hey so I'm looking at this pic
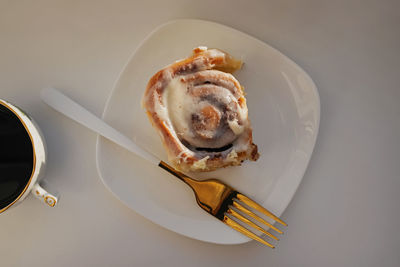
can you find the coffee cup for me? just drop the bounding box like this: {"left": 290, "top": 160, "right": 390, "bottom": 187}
{"left": 0, "top": 99, "right": 58, "bottom": 213}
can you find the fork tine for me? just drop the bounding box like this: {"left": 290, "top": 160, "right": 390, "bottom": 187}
{"left": 236, "top": 193, "right": 288, "bottom": 226}
{"left": 232, "top": 201, "right": 283, "bottom": 234}
{"left": 223, "top": 215, "right": 275, "bottom": 248}
{"left": 227, "top": 208, "right": 279, "bottom": 241}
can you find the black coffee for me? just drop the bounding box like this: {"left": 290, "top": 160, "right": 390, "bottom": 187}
{"left": 0, "top": 103, "right": 34, "bottom": 210}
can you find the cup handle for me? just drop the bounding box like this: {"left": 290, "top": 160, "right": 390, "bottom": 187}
{"left": 31, "top": 183, "right": 58, "bottom": 207}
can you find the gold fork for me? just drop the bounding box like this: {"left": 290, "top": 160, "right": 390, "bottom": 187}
{"left": 159, "top": 161, "right": 287, "bottom": 247}
{"left": 41, "top": 87, "right": 287, "bottom": 247}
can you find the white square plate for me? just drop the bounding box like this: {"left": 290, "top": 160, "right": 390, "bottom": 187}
{"left": 96, "top": 19, "right": 320, "bottom": 244}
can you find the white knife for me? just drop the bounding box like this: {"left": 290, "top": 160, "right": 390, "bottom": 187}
{"left": 40, "top": 87, "right": 160, "bottom": 165}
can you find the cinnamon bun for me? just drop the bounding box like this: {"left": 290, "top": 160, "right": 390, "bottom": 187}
{"left": 142, "top": 47, "right": 259, "bottom": 172}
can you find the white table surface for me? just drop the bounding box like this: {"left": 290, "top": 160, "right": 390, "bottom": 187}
{"left": 1, "top": 0, "right": 399, "bottom": 266}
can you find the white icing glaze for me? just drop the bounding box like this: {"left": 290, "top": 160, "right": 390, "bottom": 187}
{"left": 226, "top": 149, "right": 238, "bottom": 162}
{"left": 205, "top": 49, "right": 224, "bottom": 59}
{"left": 166, "top": 77, "right": 196, "bottom": 138}
{"left": 177, "top": 151, "right": 189, "bottom": 163}
{"left": 191, "top": 156, "right": 209, "bottom": 170}
{"left": 196, "top": 46, "right": 208, "bottom": 52}
{"left": 157, "top": 67, "right": 250, "bottom": 151}
{"left": 227, "top": 119, "right": 244, "bottom": 135}
{"left": 163, "top": 69, "right": 247, "bottom": 146}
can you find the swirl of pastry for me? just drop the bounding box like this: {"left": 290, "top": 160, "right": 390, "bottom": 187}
{"left": 143, "top": 47, "right": 259, "bottom": 172}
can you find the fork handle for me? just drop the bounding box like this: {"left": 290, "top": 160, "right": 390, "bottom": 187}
{"left": 158, "top": 160, "right": 189, "bottom": 182}
{"left": 41, "top": 88, "right": 160, "bottom": 165}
